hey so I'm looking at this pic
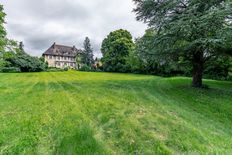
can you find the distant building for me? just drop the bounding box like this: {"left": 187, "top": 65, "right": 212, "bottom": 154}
{"left": 43, "top": 43, "right": 82, "bottom": 69}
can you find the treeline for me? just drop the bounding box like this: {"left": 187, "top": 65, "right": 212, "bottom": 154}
{"left": 1, "top": 41, "right": 48, "bottom": 72}
{"left": 100, "top": 29, "right": 232, "bottom": 81}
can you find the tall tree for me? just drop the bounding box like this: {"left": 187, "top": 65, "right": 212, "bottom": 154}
{"left": 101, "top": 29, "right": 135, "bottom": 72}
{"left": 0, "top": 4, "right": 7, "bottom": 68}
{"left": 133, "top": 28, "right": 161, "bottom": 74}
{"left": 82, "top": 37, "right": 94, "bottom": 66}
{"left": 0, "top": 5, "right": 6, "bottom": 53}
{"left": 133, "top": 0, "right": 232, "bottom": 87}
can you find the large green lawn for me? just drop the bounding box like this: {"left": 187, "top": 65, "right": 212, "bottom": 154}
{"left": 0, "top": 71, "right": 232, "bottom": 155}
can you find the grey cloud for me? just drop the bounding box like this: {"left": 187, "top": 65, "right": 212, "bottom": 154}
{"left": 1, "top": 0, "right": 147, "bottom": 57}
{"left": 24, "top": 0, "right": 91, "bottom": 21}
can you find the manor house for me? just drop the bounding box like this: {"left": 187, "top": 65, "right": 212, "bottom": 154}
{"left": 43, "top": 43, "right": 81, "bottom": 69}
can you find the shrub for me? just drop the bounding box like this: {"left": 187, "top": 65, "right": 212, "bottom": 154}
{"left": 95, "top": 68, "right": 103, "bottom": 72}
{"left": 64, "top": 67, "right": 69, "bottom": 71}
{"left": 79, "top": 64, "right": 92, "bottom": 72}
{"left": 46, "top": 67, "right": 67, "bottom": 72}
{"left": 6, "top": 53, "right": 46, "bottom": 72}
{"left": 1, "top": 67, "right": 21, "bottom": 73}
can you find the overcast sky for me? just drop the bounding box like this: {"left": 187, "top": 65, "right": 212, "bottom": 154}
{"left": 1, "top": 0, "right": 147, "bottom": 57}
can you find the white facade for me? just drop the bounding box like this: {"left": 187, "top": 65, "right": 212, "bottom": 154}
{"left": 44, "top": 55, "right": 76, "bottom": 69}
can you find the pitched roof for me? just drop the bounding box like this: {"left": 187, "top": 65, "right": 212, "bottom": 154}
{"left": 43, "top": 43, "right": 82, "bottom": 57}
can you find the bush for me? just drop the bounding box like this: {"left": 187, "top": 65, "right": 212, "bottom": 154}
{"left": 64, "top": 67, "right": 69, "bottom": 71}
{"left": 46, "top": 67, "right": 67, "bottom": 72}
{"left": 79, "top": 64, "right": 92, "bottom": 72}
{"left": 1, "top": 67, "right": 21, "bottom": 73}
{"left": 6, "top": 53, "right": 46, "bottom": 72}
{"left": 95, "top": 68, "right": 103, "bottom": 72}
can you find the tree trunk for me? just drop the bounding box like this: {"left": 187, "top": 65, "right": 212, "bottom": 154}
{"left": 192, "top": 51, "right": 204, "bottom": 88}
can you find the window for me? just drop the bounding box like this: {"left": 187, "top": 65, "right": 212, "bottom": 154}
{"left": 49, "top": 56, "right": 52, "bottom": 59}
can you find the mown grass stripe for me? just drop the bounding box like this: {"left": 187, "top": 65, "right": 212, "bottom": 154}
{"left": 0, "top": 71, "right": 232, "bottom": 154}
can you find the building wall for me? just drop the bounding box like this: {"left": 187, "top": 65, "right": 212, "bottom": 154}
{"left": 44, "top": 55, "right": 56, "bottom": 67}
{"left": 44, "top": 55, "right": 76, "bottom": 69}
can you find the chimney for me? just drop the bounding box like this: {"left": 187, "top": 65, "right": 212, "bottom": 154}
{"left": 53, "top": 42, "right": 56, "bottom": 48}
{"left": 73, "top": 45, "right": 76, "bottom": 50}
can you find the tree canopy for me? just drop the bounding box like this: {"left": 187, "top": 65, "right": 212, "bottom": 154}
{"left": 133, "top": 0, "right": 232, "bottom": 87}
{"left": 0, "top": 5, "right": 6, "bottom": 53}
{"left": 101, "top": 29, "right": 135, "bottom": 72}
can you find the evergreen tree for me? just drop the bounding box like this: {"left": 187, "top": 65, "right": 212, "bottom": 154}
{"left": 82, "top": 37, "right": 94, "bottom": 66}
{"left": 133, "top": 0, "right": 232, "bottom": 87}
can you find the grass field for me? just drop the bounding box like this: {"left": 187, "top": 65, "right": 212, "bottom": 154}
{"left": 0, "top": 71, "right": 232, "bottom": 155}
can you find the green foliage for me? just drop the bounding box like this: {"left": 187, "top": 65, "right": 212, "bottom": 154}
{"left": 229, "top": 58, "right": 232, "bottom": 78}
{"left": 1, "top": 67, "right": 21, "bottom": 73}
{"left": 39, "top": 56, "right": 48, "bottom": 69}
{"left": 132, "top": 29, "right": 160, "bottom": 74}
{"left": 101, "top": 29, "right": 135, "bottom": 72}
{"left": 203, "top": 56, "right": 230, "bottom": 80}
{"left": 64, "top": 67, "right": 69, "bottom": 71}
{"left": 133, "top": 0, "right": 232, "bottom": 87}
{"left": 76, "top": 53, "right": 82, "bottom": 70}
{"left": 5, "top": 51, "right": 46, "bottom": 72}
{"left": 130, "top": 29, "right": 184, "bottom": 76}
{"left": 0, "top": 40, "right": 47, "bottom": 72}
{"left": 0, "top": 5, "right": 7, "bottom": 68}
{"left": 79, "top": 64, "right": 92, "bottom": 72}
{"left": 126, "top": 49, "right": 142, "bottom": 74}
{"left": 133, "top": 29, "right": 232, "bottom": 79}
{"left": 81, "top": 37, "right": 94, "bottom": 66}
{"left": 0, "top": 5, "right": 6, "bottom": 53}
{"left": 0, "top": 71, "right": 232, "bottom": 154}
{"left": 0, "top": 52, "right": 13, "bottom": 69}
